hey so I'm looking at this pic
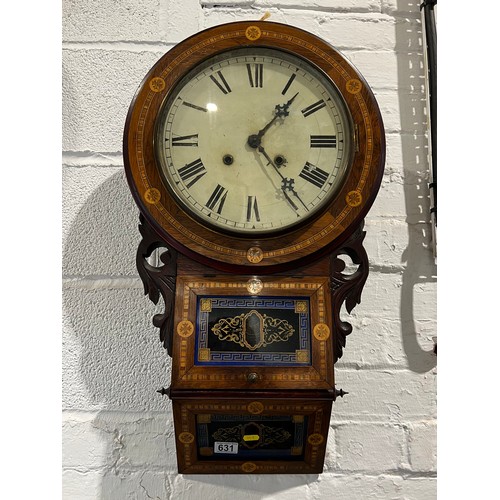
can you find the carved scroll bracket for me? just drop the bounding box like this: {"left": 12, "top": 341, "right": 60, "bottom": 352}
{"left": 136, "top": 214, "right": 178, "bottom": 355}
{"left": 135, "top": 214, "right": 368, "bottom": 362}
{"left": 330, "top": 221, "right": 369, "bottom": 363}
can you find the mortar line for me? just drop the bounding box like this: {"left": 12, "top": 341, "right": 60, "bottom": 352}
{"left": 62, "top": 276, "right": 143, "bottom": 289}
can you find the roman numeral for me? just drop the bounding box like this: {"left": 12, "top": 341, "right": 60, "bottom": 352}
{"left": 210, "top": 71, "right": 232, "bottom": 94}
{"left": 206, "top": 184, "right": 228, "bottom": 214}
{"left": 299, "top": 162, "right": 329, "bottom": 188}
{"left": 171, "top": 134, "right": 199, "bottom": 147}
{"left": 281, "top": 73, "right": 296, "bottom": 95}
{"left": 310, "top": 135, "right": 337, "bottom": 148}
{"left": 246, "top": 196, "right": 260, "bottom": 222}
{"left": 301, "top": 99, "right": 326, "bottom": 117}
{"left": 182, "top": 101, "right": 208, "bottom": 112}
{"left": 246, "top": 63, "right": 263, "bottom": 88}
{"left": 178, "top": 158, "right": 206, "bottom": 188}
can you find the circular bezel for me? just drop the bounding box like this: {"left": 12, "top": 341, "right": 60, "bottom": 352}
{"left": 152, "top": 46, "right": 355, "bottom": 237}
{"left": 123, "top": 21, "right": 385, "bottom": 272}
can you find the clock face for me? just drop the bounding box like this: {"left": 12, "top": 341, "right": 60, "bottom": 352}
{"left": 154, "top": 47, "right": 353, "bottom": 235}
{"left": 124, "top": 21, "right": 385, "bottom": 269}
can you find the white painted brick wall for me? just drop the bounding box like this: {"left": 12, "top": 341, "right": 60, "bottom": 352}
{"left": 62, "top": 0, "right": 437, "bottom": 498}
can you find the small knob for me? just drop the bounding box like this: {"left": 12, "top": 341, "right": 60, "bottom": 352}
{"left": 247, "top": 372, "right": 259, "bottom": 383}
{"left": 335, "top": 388, "right": 348, "bottom": 399}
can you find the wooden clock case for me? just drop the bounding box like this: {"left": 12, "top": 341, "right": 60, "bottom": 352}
{"left": 124, "top": 20, "right": 385, "bottom": 474}
{"left": 136, "top": 218, "right": 372, "bottom": 474}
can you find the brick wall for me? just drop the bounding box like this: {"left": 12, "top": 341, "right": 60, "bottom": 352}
{"left": 62, "top": 1, "right": 437, "bottom": 498}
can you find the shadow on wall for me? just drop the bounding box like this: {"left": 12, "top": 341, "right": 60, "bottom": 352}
{"left": 63, "top": 171, "right": 170, "bottom": 410}
{"left": 396, "top": 0, "right": 437, "bottom": 373}
{"left": 63, "top": 172, "right": 174, "bottom": 497}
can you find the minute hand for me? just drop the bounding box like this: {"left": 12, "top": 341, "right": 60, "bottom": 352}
{"left": 257, "top": 145, "right": 309, "bottom": 212}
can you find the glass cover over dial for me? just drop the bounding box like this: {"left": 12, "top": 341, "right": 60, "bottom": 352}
{"left": 155, "top": 47, "right": 353, "bottom": 235}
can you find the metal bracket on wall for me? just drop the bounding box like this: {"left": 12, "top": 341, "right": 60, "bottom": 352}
{"left": 420, "top": 0, "right": 437, "bottom": 260}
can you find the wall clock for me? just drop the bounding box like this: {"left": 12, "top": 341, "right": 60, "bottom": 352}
{"left": 124, "top": 20, "right": 385, "bottom": 474}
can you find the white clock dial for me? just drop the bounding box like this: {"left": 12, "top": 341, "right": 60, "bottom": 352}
{"left": 155, "top": 47, "right": 353, "bottom": 234}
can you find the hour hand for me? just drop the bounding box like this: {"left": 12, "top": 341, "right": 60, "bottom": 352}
{"left": 248, "top": 92, "right": 300, "bottom": 146}
{"left": 274, "top": 92, "right": 299, "bottom": 118}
